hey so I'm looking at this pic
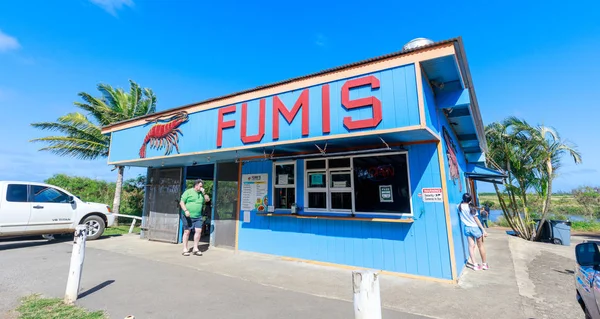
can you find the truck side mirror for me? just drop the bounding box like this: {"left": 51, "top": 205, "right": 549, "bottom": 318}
{"left": 68, "top": 195, "right": 75, "bottom": 203}
{"left": 575, "top": 242, "right": 600, "bottom": 267}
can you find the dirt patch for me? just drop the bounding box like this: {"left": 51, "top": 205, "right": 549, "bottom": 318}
{"left": 525, "top": 250, "right": 584, "bottom": 319}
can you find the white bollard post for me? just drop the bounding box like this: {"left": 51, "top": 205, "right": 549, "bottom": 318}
{"left": 128, "top": 218, "right": 136, "bottom": 234}
{"left": 64, "top": 225, "right": 87, "bottom": 304}
{"left": 352, "top": 270, "right": 382, "bottom": 319}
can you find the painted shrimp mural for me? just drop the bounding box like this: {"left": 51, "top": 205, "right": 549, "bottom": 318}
{"left": 139, "top": 111, "right": 189, "bottom": 158}
{"left": 443, "top": 127, "right": 462, "bottom": 192}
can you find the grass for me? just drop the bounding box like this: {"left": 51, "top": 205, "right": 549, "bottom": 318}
{"left": 16, "top": 295, "right": 106, "bottom": 319}
{"left": 492, "top": 216, "right": 600, "bottom": 233}
{"left": 103, "top": 225, "right": 141, "bottom": 236}
{"left": 478, "top": 192, "right": 593, "bottom": 217}
{"left": 571, "top": 221, "right": 600, "bottom": 233}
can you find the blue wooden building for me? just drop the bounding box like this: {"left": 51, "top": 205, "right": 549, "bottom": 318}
{"left": 102, "top": 37, "right": 501, "bottom": 283}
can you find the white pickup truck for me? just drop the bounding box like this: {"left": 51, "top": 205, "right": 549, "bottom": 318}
{"left": 0, "top": 181, "right": 115, "bottom": 240}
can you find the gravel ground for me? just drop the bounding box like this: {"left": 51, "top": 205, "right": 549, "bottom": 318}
{"left": 523, "top": 250, "right": 584, "bottom": 319}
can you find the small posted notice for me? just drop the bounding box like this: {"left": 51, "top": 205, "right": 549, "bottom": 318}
{"left": 278, "top": 174, "right": 288, "bottom": 185}
{"left": 241, "top": 173, "right": 269, "bottom": 211}
{"left": 379, "top": 185, "right": 393, "bottom": 202}
{"left": 422, "top": 187, "right": 443, "bottom": 202}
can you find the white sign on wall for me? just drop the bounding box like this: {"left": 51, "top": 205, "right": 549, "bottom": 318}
{"left": 241, "top": 173, "right": 269, "bottom": 212}
{"left": 422, "top": 187, "right": 443, "bottom": 202}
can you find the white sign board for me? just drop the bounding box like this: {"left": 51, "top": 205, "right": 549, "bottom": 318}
{"left": 278, "top": 174, "right": 288, "bottom": 185}
{"left": 241, "top": 173, "right": 269, "bottom": 211}
{"left": 243, "top": 211, "right": 251, "bottom": 223}
{"left": 422, "top": 187, "right": 443, "bottom": 202}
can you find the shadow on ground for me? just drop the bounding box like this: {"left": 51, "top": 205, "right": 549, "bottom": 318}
{"left": 78, "top": 280, "right": 115, "bottom": 299}
{"left": 0, "top": 236, "right": 72, "bottom": 251}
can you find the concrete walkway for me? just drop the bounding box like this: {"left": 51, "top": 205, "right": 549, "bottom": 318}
{"left": 0, "top": 237, "right": 425, "bottom": 319}
{"left": 508, "top": 233, "right": 583, "bottom": 319}
{"left": 1, "top": 228, "right": 583, "bottom": 318}
{"left": 87, "top": 228, "right": 525, "bottom": 319}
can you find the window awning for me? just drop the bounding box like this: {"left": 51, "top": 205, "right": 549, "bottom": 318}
{"left": 465, "top": 164, "right": 507, "bottom": 185}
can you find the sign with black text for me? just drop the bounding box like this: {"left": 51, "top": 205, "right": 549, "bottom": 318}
{"left": 379, "top": 185, "right": 393, "bottom": 202}
{"left": 422, "top": 188, "right": 443, "bottom": 202}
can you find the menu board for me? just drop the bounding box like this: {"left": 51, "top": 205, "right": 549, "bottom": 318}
{"left": 241, "top": 173, "right": 269, "bottom": 212}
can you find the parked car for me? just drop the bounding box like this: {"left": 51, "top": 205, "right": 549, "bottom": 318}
{"left": 0, "top": 181, "right": 115, "bottom": 240}
{"left": 575, "top": 241, "right": 600, "bottom": 318}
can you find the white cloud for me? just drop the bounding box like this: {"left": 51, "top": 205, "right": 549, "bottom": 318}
{"left": 90, "top": 0, "right": 134, "bottom": 16}
{"left": 0, "top": 30, "right": 20, "bottom": 52}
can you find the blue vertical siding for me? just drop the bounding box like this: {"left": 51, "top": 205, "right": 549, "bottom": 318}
{"left": 109, "top": 64, "right": 420, "bottom": 163}
{"left": 238, "top": 143, "right": 452, "bottom": 280}
{"left": 437, "top": 111, "right": 469, "bottom": 275}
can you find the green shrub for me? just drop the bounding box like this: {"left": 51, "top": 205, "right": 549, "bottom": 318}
{"left": 548, "top": 212, "right": 568, "bottom": 221}
{"left": 571, "top": 221, "right": 600, "bottom": 232}
{"left": 559, "top": 205, "right": 585, "bottom": 215}
{"left": 493, "top": 216, "right": 511, "bottom": 227}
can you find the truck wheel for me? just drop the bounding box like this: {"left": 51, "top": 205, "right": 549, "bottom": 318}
{"left": 82, "top": 215, "right": 105, "bottom": 240}
{"left": 553, "top": 238, "right": 562, "bottom": 245}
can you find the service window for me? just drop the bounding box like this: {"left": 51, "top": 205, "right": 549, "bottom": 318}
{"left": 6, "top": 184, "right": 28, "bottom": 202}
{"left": 304, "top": 153, "right": 411, "bottom": 215}
{"left": 273, "top": 162, "right": 296, "bottom": 209}
{"left": 352, "top": 153, "right": 411, "bottom": 214}
{"left": 32, "top": 185, "right": 70, "bottom": 203}
{"left": 305, "top": 157, "right": 353, "bottom": 212}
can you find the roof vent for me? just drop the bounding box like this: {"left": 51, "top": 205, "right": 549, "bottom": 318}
{"left": 403, "top": 38, "right": 434, "bottom": 51}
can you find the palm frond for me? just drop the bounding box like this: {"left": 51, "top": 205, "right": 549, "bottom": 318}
{"left": 30, "top": 135, "right": 109, "bottom": 160}
{"left": 143, "top": 88, "right": 157, "bottom": 114}
{"left": 31, "top": 80, "right": 157, "bottom": 161}
{"left": 30, "top": 121, "right": 105, "bottom": 144}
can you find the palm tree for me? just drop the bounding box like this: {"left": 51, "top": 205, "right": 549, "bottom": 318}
{"left": 485, "top": 116, "right": 582, "bottom": 241}
{"left": 30, "top": 80, "right": 156, "bottom": 222}
{"left": 485, "top": 118, "right": 536, "bottom": 239}
{"left": 525, "top": 125, "right": 582, "bottom": 240}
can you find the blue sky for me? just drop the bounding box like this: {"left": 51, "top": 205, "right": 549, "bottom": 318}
{"left": 0, "top": 0, "right": 598, "bottom": 192}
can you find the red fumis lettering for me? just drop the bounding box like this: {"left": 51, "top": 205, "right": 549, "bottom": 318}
{"left": 272, "top": 89, "right": 309, "bottom": 140}
{"left": 217, "top": 105, "right": 236, "bottom": 148}
{"left": 321, "top": 84, "right": 331, "bottom": 134}
{"left": 241, "top": 100, "right": 266, "bottom": 144}
{"left": 341, "top": 75, "right": 382, "bottom": 130}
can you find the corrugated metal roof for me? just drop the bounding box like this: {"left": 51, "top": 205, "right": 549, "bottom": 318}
{"left": 102, "top": 37, "right": 461, "bottom": 131}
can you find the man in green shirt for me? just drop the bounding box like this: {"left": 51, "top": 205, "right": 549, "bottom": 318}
{"left": 179, "top": 179, "right": 210, "bottom": 256}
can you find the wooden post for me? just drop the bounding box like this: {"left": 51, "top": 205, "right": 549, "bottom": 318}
{"left": 352, "top": 270, "right": 382, "bottom": 319}
{"left": 64, "top": 225, "right": 87, "bottom": 304}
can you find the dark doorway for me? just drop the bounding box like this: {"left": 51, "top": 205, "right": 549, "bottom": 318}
{"left": 183, "top": 164, "right": 215, "bottom": 248}
{"left": 213, "top": 162, "right": 239, "bottom": 249}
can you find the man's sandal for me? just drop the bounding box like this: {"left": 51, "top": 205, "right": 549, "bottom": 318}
{"left": 193, "top": 251, "right": 203, "bottom": 256}
{"left": 182, "top": 252, "right": 190, "bottom": 256}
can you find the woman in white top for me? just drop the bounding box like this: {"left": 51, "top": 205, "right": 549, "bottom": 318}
{"left": 458, "top": 193, "right": 489, "bottom": 270}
